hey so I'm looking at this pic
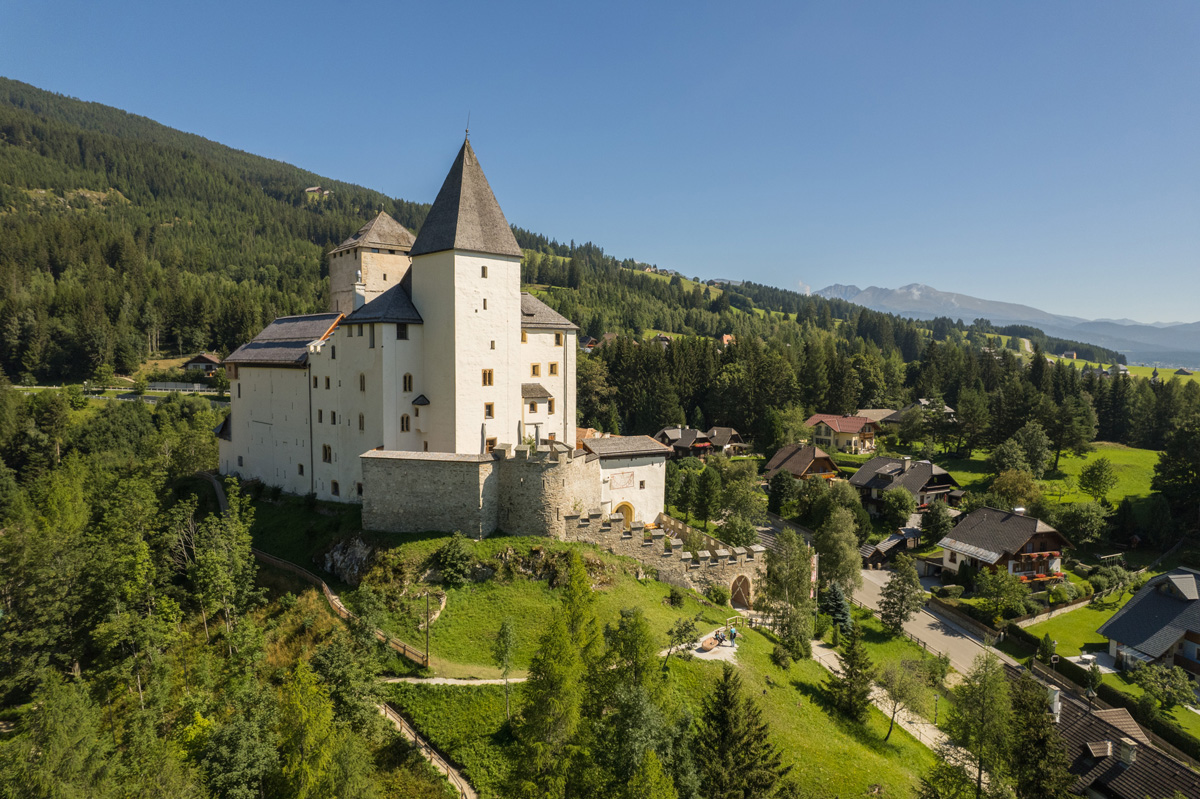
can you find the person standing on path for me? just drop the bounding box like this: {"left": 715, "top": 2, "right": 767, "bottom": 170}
{"left": 728, "top": 626, "right": 737, "bottom": 647}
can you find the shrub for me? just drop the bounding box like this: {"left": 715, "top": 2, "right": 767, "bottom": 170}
{"left": 265, "top": 484, "right": 282, "bottom": 501}
{"left": 303, "top": 491, "right": 317, "bottom": 510}
{"left": 705, "top": 584, "right": 730, "bottom": 606}
{"left": 771, "top": 644, "right": 793, "bottom": 670}
{"left": 813, "top": 613, "right": 831, "bottom": 640}
{"left": 1089, "top": 573, "right": 1111, "bottom": 594}
{"left": 921, "top": 653, "right": 951, "bottom": 689}
{"left": 1023, "top": 597, "right": 1044, "bottom": 616}
{"left": 1080, "top": 580, "right": 1094, "bottom": 597}
{"left": 937, "top": 585, "right": 964, "bottom": 600}
{"left": 1073, "top": 563, "right": 1094, "bottom": 578}
{"left": 434, "top": 532, "right": 473, "bottom": 587}
{"left": 1050, "top": 584, "right": 1071, "bottom": 605}
{"left": 668, "top": 585, "right": 686, "bottom": 608}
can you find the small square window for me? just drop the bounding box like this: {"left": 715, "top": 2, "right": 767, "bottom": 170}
{"left": 639, "top": 480, "right": 646, "bottom": 490}
{"left": 331, "top": 480, "right": 340, "bottom": 496}
{"left": 298, "top": 463, "right": 304, "bottom": 475}
{"left": 554, "top": 332, "right": 563, "bottom": 346}
{"left": 529, "top": 401, "right": 538, "bottom": 413}
{"left": 485, "top": 403, "right": 494, "bottom": 419}
{"left": 486, "top": 438, "right": 497, "bottom": 453}
{"left": 531, "top": 364, "right": 540, "bottom": 377}
{"left": 548, "top": 398, "right": 555, "bottom": 414}
{"left": 549, "top": 362, "right": 558, "bottom": 376}
{"left": 397, "top": 323, "right": 408, "bottom": 340}
{"left": 237, "top": 455, "right": 243, "bottom": 467}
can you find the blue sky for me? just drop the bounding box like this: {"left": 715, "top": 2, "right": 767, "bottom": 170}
{"left": 2, "top": 1, "right": 1198, "bottom": 323}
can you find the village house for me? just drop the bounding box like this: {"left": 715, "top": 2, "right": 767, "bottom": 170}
{"left": 937, "top": 507, "right": 1070, "bottom": 585}
{"left": 882, "top": 398, "right": 956, "bottom": 427}
{"left": 805, "top": 413, "right": 880, "bottom": 454}
{"left": 219, "top": 138, "right": 668, "bottom": 535}
{"left": 184, "top": 352, "right": 222, "bottom": 376}
{"left": 1098, "top": 568, "right": 1200, "bottom": 679}
{"left": 854, "top": 408, "right": 897, "bottom": 425}
{"left": 763, "top": 443, "right": 839, "bottom": 481}
{"left": 578, "top": 435, "right": 671, "bottom": 530}
{"left": 848, "top": 456, "right": 962, "bottom": 515}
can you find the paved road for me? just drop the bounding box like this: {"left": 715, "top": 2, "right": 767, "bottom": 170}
{"left": 856, "top": 568, "right": 1016, "bottom": 674}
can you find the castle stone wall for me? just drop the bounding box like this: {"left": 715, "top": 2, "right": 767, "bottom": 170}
{"left": 497, "top": 448, "right": 601, "bottom": 537}
{"left": 361, "top": 450, "right": 497, "bottom": 537}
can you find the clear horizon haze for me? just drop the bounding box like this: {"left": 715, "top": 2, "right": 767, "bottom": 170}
{"left": 2, "top": 1, "right": 1197, "bottom": 324}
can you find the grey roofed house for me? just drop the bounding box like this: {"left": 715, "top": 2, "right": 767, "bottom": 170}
{"left": 580, "top": 435, "right": 671, "bottom": 460}
{"left": 1098, "top": 568, "right": 1200, "bottom": 666}
{"left": 409, "top": 138, "right": 523, "bottom": 259}
{"left": 653, "top": 426, "right": 713, "bottom": 457}
{"left": 223, "top": 313, "right": 342, "bottom": 368}
{"left": 848, "top": 456, "right": 961, "bottom": 513}
{"left": 704, "top": 426, "right": 747, "bottom": 453}
{"left": 859, "top": 528, "right": 921, "bottom": 566}
{"left": 854, "top": 408, "right": 897, "bottom": 424}
{"left": 329, "top": 210, "right": 416, "bottom": 255}
{"left": 882, "top": 399, "right": 956, "bottom": 425}
{"left": 1176, "top": 367, "right": 1195, "bottom": 376}
{"left": 938, "top": 507, "right": 1067, "bottom": 566}
{"left": 343, "top": 282, "right": 424, "bottom": 325}
{"left": 521, "top": 292, "right": 578, "bottom": 330}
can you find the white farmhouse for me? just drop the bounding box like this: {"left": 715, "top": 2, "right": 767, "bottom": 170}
{"left": 219, "top": 138, "right": 667, "bottom": 536}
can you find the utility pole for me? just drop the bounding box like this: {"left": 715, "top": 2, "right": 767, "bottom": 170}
{"left": 425, "top": 592, "right": 431, "bottom": 668}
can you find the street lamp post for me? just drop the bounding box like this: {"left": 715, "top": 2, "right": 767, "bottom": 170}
{"left": 934, "top": 693, "right": 940, "bottom": 726}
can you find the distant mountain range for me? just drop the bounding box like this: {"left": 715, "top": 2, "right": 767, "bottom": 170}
{"left": 814, "top": 283, "right": 1200, "bottom": 368}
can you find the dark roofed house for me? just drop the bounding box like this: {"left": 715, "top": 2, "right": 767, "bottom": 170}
{"left": 764, "top": 444, "right": 838, "bottom": 481}
{"left": 184, "top": 352, "right": 222, "bottom": 376}
{"left": 860, "top": 527, "right": 922, "bottom": 568}
{"left": 938, "top": 507, "right": 1069, "bottom": 587}
{"left": 805, "top": 413, "right": 880, "bottom": 454}
{"left": 704, "top": 426, "right": 748, "bottom": 455}
{"left": 1099, "top": 568, "right": 1200, "bottom": 678}
{"left": 848, "top": 456, "right": 961, "bottom": 515}
{"left": 882, "top": 399, "right": 956, "bottom": 427}
{"left": 1176, "top": 367, "right": 1195, "bottom": 376}
{"left": 653, "top": 426, "right": 712, "bottom": 458}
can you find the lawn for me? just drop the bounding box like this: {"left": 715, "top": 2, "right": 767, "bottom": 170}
{"left": 1048, "top": 356, "right": 1200, "bottom": 387}
{"left": 1052, "top": 442, "right": 1160, "bottom": 503}
{"left": 390, "top": 627, "right": 937, "bottom": 799}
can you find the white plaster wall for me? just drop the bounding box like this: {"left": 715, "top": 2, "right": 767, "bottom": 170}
{"left": 599, "top": 455, "right": 667, "bottom": 525}
{"left": 521, "top": 328, "right": 575, "bottom": 443}
{"left": 220, "top": 365, "right": 313, "bottom": 495}
{"left": 410, "top": 250, "right": 458, "bottom": 452}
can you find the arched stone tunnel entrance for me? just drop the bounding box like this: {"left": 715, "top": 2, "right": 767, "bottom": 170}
{"left": 731, "top": 574, "right": 752, "bottom": 609}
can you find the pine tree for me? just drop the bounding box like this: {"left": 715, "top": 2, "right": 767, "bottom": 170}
{"left": 819, "top": 582, "right": 853, "bottom": 634}
{"left": 825, "top": 621, "right": 876, "bottom": 724}
{"left": 1009, "top": 671, "right": 1073, "bottom": 799}
{"left": 694, "top": 663, "right": 790, "bottom": 797}
{"left": 878, "top": 553, "right": 926, "bottom": 633}
{"left": 624, "top": 750, "right": 678, "bottom": 799}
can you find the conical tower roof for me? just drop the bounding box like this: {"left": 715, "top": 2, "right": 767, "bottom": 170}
{"left": 331, "top": 211, "right": 415, "bottom": 254}
{"left": 409, "top": 138, "right": 523, "bottom": 258}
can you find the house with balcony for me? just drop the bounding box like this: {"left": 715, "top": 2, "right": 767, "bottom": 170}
{"left": 804, "top": 413, "right": 880, "bottom": 454}
{"left": 848, "top": 456, "right": 962, "bottom": 515}
{"left": 937, "top": 507, "right": 1069, "bottom": 585}
{"left": 1098, "top": 568, "right": 1200, "bottom": 680}
{"left": 764, "top": 444, "right": 839, "bottom": 481}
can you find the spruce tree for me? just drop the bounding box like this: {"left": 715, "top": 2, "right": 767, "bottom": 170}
{"left": 819, "top": 582, "right": 853, "bottom": 634}
{"left": 878, "top": 553, "right": 926, "bottom": 634}
{"left": 1009, "top": 671, "right": 1073, "bottom": 799}
{"left": 694, "top": 663, "right": 790, "bottom": 797}
{"left": 825, "top": 621, "right": 876, "bottom": 724}
{"left": 624, "top": 750, "right": 678, "bottom": 799}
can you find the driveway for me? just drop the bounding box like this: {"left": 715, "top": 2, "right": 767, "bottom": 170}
{"left": 856, "top": 568, "right": 1015, "bottom": 674}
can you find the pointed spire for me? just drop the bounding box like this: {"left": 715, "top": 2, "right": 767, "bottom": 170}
{"left": 409, "top": 138, "right": 523, "bottom": 258}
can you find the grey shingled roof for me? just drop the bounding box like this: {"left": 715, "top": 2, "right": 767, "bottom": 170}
{"left": 937, "top": 507, "right": 1066, "bottom": 566}
{"left": 705, "top": 427, "right": 743, "bottom": 447}
{"left": 1098, "top": 568, "right": 1200, "bottom": 659}
{"left": 848, "top": 457, "right": 960, "bottom": 497}
{"left": 343, "top": 283, "right": 424, "bottom": 325}
{"left": 521, "top": 293, "right": 578, "bottom": 330}
{"left": 522, "top": 383, "right": 553, "bottom": 400}
{"left": 764, "top": 444, "right": 837, "bottom": 480}
{"left": 330, "top": 211, "right": 415, "bottom": 255}
{"left": 581, "top": 436, "right": 670, "bottom": 459}
{"left": 409, "top": 139, "right": 523, "bottom": 258}
{"left": 224, "top": 313, "right": 341, "bottom": 367}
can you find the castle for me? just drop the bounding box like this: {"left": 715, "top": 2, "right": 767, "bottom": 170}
{"left": 218, "top": 138, "right": 669, "bottom": 537}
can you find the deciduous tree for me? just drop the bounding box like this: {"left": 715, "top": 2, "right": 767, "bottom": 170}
{"left": 1079, "top": 456, "right": 1118, "bottom": 504}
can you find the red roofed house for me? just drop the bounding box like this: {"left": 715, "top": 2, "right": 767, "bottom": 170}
{"left": 804, "top": 414, "right": 880, "bottom": 455}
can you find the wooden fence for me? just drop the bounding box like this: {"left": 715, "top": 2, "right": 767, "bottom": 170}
{"left": 251, "top": 547, "right": 427, "bottom": 667}
{"left": 381, "top": 702, "right": 475, "bottom": 799}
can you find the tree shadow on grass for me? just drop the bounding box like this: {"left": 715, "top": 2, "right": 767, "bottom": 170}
{"left": 788, "top": 675, "right": 914, "bottom": 756}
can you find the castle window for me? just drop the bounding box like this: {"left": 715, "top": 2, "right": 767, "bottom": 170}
{"left": 531, "top": 364, "right": 540, "bottom": 377}
{"left": 483, "top": 299, "right": 488, "bottom": 310}
{"left": 237, "top": 455, "right": 243, "bottom": 467}
{"left": 359, "top": 374, "right": 366, "bottom": 392}
{"left": 490, "top": 340, "right": 495, "bottom": 350}
{"left": 325, "top": 377, "right": 330, "bottom": 390}
{"left": 358, "top": 413, "right": 364, "bottom": 431}
{"left": 331, "top": 346, "right": 336, "bottom": 360}
{"left": 403, "top": 373, "right": 413, "bottom": 392}
{"left": 482, "top": 369, "right": 494, "bottom": 387}
{"left": 346, "top": 326, "right": 352, "bottom": 338}
{"left": 330, "top": 411, "right": 337, "bottom": 425}
{"left": 318, "top": 409, "right": 323, "bottom": 423}
{"left": 521, "top": 330, "right": 527, "bottom": 343}
{"left": 237, "top": 383, "right": 241, "bottom": 398}
{"left": 555, "top": 333, "right": 563, "bottom": 346}
{"left": 368, "top": 325, "right": 375, "bottom": 348}
{"left": 313, "top": 376, "right": 318, "bottom": 388}
{"left": 481, "top": 265, "right": 488, "bottom": 278}
{"left": 331, "top": 480, "right": 340, "bottom": 496}
{"left": 424, "top": 442, "right": 429, "bottom": 451}
{"left": 485, "top": 403, "right": 494, "bottom": 419}
{"left": 548, "top": 399, "right": 555, "bottom": 415}
{"left": 298, "top": 464, "right": 304, "bottom": 475}
{"left": 356, "top": 324, "right": 362, "bottom": 337}
{"left": 486, "top": 438, "right": 497, "bottom": 453}
{"left": 401, "top": 414, "right": 410, "bottom": 432}
{"left": 549, "top": 362, "right": 558, "bottom": 376}
{"left": 549, "top": 432, "right": 556, "bottom": 441}
{"left": 322, "top": 445, "right": 332, "bottom": 463}
{"left": 397, "top": 324, "right": 408, "bottom": 340}
{"left": 384, "top": 272, "right": 389, "bottom": 278}
{"left": 529, "top": 401, "right": 538, "bottom": 413}
{"left": 356, "top": 482, "right": 363, "bottom": 496}
{"left": 640, "top": 480, "right": 646, "bottom": 489}
{"left": 414, "top": 407, "right": 419, "bottom": 417}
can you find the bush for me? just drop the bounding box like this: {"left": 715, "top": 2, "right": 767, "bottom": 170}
{"left": 771, "top": 644, "right": 793, "bottom": 670}
{"left": 435, "top": 532, "right": 474, "bottom": 587}
{"left": 668, "top": 585, "right": 686, "bottom": 608}
{"left": 1089, "top": 573, "right": 1111, "bottom": 594}
{"left": 937, "top": 585, "right": 964, "bottom": 600}
{"left": 1073, "top": 563, "right": 1094, "bottom": 578}
{"left": 1050, "top": 584, "right": 1071, "bottom": 604}
{"left": 813, "top": 613, "right": 831, "bottom": 640}
{"left": 265, "top": 484, "right": 282, "bottom": 501}
{"left": 1023, "top": 597, "right": 1044, "bottom": 616}
{"left": 705, "top": 584, "right": 730, "bottom": 606}
{"left": 1079, "top": 580, "right": 1094, "bottom": 597}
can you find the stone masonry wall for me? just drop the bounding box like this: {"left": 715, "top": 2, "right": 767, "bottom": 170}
{"left": 361, "top": 451, "right": 496, "bottom": 537}
{"left": 497, "top": 447, "right": 601, "bottom": 538}
{"left": 563, "top": 512, "right": 765, "bottom": 600}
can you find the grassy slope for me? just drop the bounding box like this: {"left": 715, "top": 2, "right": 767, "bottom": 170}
{"left": 1049, "top": 356, "right": 1200, "bottom": 386}
{"left": 391, "top": 628, "right": 936, "bottom": 799}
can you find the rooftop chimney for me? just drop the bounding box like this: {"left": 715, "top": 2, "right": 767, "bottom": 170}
{"left": 1047, "top": 686, "right": 1061, "bottom": 724}
{"left": 1013, "top": 507, "right": 1026, "bottom": 516}
{"left": 902, "top": 456, "right": 912, "bottom": 472}
{"left": 1118, "top": 737, "right": 1137, "bottom": 765}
